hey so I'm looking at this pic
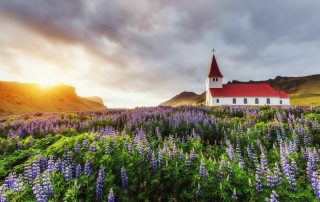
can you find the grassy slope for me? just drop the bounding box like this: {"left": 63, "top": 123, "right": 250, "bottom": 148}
{"left": 0, "top": 81, "right": 106, "bottom": 115}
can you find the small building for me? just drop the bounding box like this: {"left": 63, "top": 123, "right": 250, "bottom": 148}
{"left": 206, "top": 54, "right": 290, "bottom": 106}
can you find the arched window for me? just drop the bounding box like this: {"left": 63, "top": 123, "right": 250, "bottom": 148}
{"left": 280, "top": 100, "right": 283, "bottom": 105}
{"left": 244, "top": 98, "right": 247, "bottom": 104}
{"left": 233, "top": 98, "right": 236, "bottom": 104}
{"left": 255, "top": 98, "right": 259, "bottom": 104}
{"left": 216, "top": 99, "right": 219, "bottom": 103}
{"left": 267, "top": 98, "right": 270, "bottom": 104}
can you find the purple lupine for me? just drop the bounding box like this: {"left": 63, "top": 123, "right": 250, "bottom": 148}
{"left": 267, "top": 190, "right": 279, "bottom": 202}
{"left": 32, "top": 176, "right": 45, "bottom": 202}
{"left": 64, "top": 165, "right": 73, "bottom": 182}
{"left": 226, "top": 140, "right": 235, "bottom": 161}
{"left": 105, "top": 144, "right": 110, "bottom": 155}
{"left": 231, "top": 188, "right": 238, "bottom": 200}
{"left": 273, "top": 163, "right": 282, "bottom": 185}
{"left": 47, "top": 157, "right": 55, "bottom": 173}
{"left": 32, "top": 159, "right": 41, "bottom": 179}
{"left": 96, "top": 166, "right": 105, "bottom": 201}
{"left": 121, "top": 167, "right": 128, "bottom": 190}
{"left": 65, "top": 152, "right": 72, "bottom": 163}
{"left": 54, "top": 159, "right": 62, "bottom": 172}
{"left": 24, "top": 163, "right": 33, "bottom": 184}
{"left": 151, "top": 151, "right": 157, "bottom": 171}
{"left": 42, "top": 170, "right": 54, "bottom": 199}
{"left": 179, "top": 148, "right": 184, "bottom": 160}
{"left": 74, "top": 141, "right": 80, "bottom": 154}
{"left": 311, "top": 171, "right": 320, "bottom": 200}
{"left": 84, "top": 160, "right": 91, "bottom": 176}
{"left": 76, "top": 164, "right": 82, "bottom": 178}
{"left": 4, "top": 173, "right": 23, "bottom": 193}
{"left": 82, "top": 139, "right": 89, "bottom": 149}
{"left": 255, "top": 165, "right": 263, "bottom": 192}
{"left": 107, "top": 188, "right": 115, "bottom": 202}
{"left": 190, "top": 149, "right": 196, "bottom": 162}
{"left": 266, "top": 168, "right": 275, "bottom": 188}
{"left": 158, "top": 148, "right": 163, "bottom": 167}
{"left": 195, "top": 182, "right": 203, "bottom": 198}
{"left": 260, "top": 152, "right": 268, "bottom": 174}
{"left": 199, "top": 161, "right": 207, "bottom": 179}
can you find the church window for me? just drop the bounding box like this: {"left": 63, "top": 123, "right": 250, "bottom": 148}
{"left": 280, "top": 100, "right": 283, "bottom": 105}
{"left": 216, "top": 99, "right": 219, "bottom": 103}
{"left": 255, "top": 98, "right": 259, "bottom": 104}
{"left": 267, "top": 98, "right": 270, "bottom": 104}
{"left": 244, "top": 98, "right": 247, "bottom": 104}
{"left": 233, "top": 98, "right": 236, "bottom": 104}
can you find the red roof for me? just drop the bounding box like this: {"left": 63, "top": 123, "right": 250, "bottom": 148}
{"left": 277, "top": 90, "right": 290, "bottom": 98}
{"left": 210, "top": 83, "right": 284, "bottom": 97}
{"left": 208, "top": 54, "right": 223, "bottom": 77}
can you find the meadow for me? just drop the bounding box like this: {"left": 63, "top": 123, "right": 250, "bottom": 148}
{"left": 0, "top": 106, "right": 319, "bottom": 201}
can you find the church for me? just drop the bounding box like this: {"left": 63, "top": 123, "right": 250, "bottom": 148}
{"left": 206, "top": 54, "right": 290, "bottom": 106}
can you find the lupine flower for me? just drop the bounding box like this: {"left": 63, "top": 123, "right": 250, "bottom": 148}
{"left": 42, "top": 170, "right": 54, "bottom": 199}
{"left": 64, "top": 165, "right": 73, "bottom": 182}
{"left": 151, "top": 152, "right": 157, "bottom": 171}
{"left": 260, "top": 152, "right": 268, "bottom": 174}
{"left": 4, "top": 173, "right": 23, "bottom": 193}
{"left": 96, "top": 166, "right": 105, "bottom": 201}
{"left": 121, "top": 167, "right": 128, "bottom": 190}
{"left": 268, "top": 190, "right": 279, "bottom": 202}
{"left": 74, "top": 141, "right": 80, "bottom": 154}
{"left": 32, "top": 176, "right": 45, "bottom": 202}
{"left": 255, "top": 165, "right": 263, "bottom": 192}
{"left": 196, "top": 182, "right": 203, "bottom": 197}
{"left": 199, "top": 161, "right": 207, "bottom": 179}
{"left": 105, "top": 144, "right": 110, "bottom": 155}
{"left": 190, "top": 149, "right": 196, "bottom": 162}
{"left": 84, "top": 160, "right": 91, "bottom": 176}
{"left": 76, "top": 164, "right": 82, "bottom": 178}
{"left": 47, "top": 157, "right": 55, "bottom": 173}
{"left": 107, "top": 188, "right": 115, "bottom": 202}
{"left": 231, "top": 188, "right": 238, "bottom": 200}
{"left": 158, "top": 148, "right": 163, "bottom": 167}
{"left": 179, "top": 148, "right": 184, "bottom": 160}
{"left": 311, "top": 171, "right": 320, "bottom": 200}
{"left": 266, "top": 168, "right": 275, "bottom": 188}
{"left": 273, "top": 163, "right": 282, "bottom": 185}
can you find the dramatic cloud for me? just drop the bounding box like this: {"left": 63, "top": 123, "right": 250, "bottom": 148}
{"left": 0, "top": 0, "right": 319, "bottom": 107}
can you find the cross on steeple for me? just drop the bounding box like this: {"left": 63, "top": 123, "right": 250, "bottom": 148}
{"left": 212, "top": 48, "right": 215, "bottom": 52}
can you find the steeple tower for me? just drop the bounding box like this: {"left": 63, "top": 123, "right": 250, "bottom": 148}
{"left": 206, "top": 52, "right": 223, "bottom": 106}
{"left": 206, "top": 53, "right": 223, "bottom": 89}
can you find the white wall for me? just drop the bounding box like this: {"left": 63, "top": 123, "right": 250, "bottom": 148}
{"left": 208, "top": 96, "right": 290, "bottom": 106}
{"left": 206, "top": 77, "right": 223, "bottom": 89}
{"left": 281, "top": 98, "right": 290, "bottom": 105}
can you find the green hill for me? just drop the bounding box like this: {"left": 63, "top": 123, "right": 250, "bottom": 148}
{"left": 0, "top": 81, "right": 106, "bottom": 115}
{"left": 160, "top": 74, "right": 320, "bottom": 106}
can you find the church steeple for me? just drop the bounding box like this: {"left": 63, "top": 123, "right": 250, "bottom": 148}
{"left": 208, "top": 53, "right": 223, "bottom": 77}
{"left": 206, "top": 52, "right": 223, "bottom": 89}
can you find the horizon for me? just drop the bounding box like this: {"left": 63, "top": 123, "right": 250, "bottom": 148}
{"left": 1, "top": 1, "right": 320, "bottom": 108}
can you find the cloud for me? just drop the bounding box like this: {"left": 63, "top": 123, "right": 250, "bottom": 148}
{"left": 0, "top": 0, "right": 320, "bottom": 107}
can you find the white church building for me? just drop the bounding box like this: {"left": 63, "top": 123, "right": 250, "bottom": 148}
{"left": 206, "top": 54, "right": 290, "bottom": 106}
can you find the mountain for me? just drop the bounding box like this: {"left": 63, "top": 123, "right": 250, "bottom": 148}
{"left": 160, "top": 74, "right": 320, "bottom": 106}
{"left": 0, "top": 81, "right": 106, "bottom": 115}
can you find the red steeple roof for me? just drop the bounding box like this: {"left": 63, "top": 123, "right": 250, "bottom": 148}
{"left": 208, "top": 54, "right": 223, "bottom": 77}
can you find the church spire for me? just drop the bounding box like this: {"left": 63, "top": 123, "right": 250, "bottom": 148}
{"left": 208, "top": 53, "right": 223, "bottom": 77}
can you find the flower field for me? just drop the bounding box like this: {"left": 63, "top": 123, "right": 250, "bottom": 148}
{"left": 0, "top": 106, "right": 319, "bottom": 201}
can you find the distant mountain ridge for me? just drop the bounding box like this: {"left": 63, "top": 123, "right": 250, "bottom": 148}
{"left": 0, "top": 81, "right": 106, "bottom": 115}
{"left": 160, "top": 74, "right": 320, "bottom": 106}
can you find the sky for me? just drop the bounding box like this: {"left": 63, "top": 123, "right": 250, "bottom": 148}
{"left": 0, "top": 0, "right": 320, "bottom": 108}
